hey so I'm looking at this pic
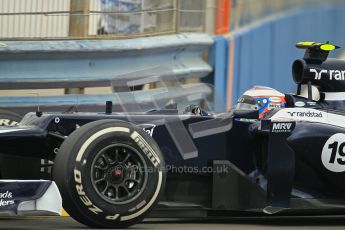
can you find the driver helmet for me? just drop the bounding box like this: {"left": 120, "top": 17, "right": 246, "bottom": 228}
{"left": 236, "top": 86, "right": 286, "bottom": 118}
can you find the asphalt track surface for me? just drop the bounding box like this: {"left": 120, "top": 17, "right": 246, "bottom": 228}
{"left": 2, "top": 216, "right": 345, "bottom": 230}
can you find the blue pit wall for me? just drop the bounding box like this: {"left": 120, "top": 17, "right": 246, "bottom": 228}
{"left": 211, "top": 4, "right": 345, "bottom": 112}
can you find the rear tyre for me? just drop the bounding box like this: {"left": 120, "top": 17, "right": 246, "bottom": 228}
{"left": 53, "top": 119, "right": 165, "bottom": 228}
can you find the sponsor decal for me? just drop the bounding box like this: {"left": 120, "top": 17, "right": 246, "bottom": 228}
{"left": 269, "top": 97, "right": 281, "bottom": 103}
{"left": 0, "top": 119, "right": 18, "bottom": 126}
{"left": 272, "top": 109, "right": 345, "bottom": 129}
{"left": 287, "top": 111, "right": 323, "bottom": 118}
{"left": 235, "top": 118, "right": 256, "bottom": 123}
{"left": 0, "top": 191, "right": 14, "bottom": 207}
{"left": 137, "top": 124, "right": 156, "bottom": 137}
{"left": 271, "top": 122, "right": 295, "bottom": 133}
{"left": 295, "top": 101, "right": 306, "bottom": 107}
{"left": 307, "top": 101, "right": 317, "bottom": 106}
{"left": 321, "top": 133, "right": 345, "bottom": 172}
{"left": 268, "top": 104, "right": 280, "bottom": 110}
{"left": 310, "top": 68, "right": 345, "bottom": 81}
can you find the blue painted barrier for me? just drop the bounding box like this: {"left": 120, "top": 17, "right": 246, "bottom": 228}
{"left": 212, "top": 37, "right": 229, "bottom": 112}
{"left": 214, "top": 5, "right": 345, "bottom": 111}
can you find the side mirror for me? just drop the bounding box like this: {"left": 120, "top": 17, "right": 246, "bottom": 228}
{"left": 233, "top": 109, "right": 259, "bottom": 119}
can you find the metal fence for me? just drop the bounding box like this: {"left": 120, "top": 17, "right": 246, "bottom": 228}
{"left": 0, "top": 0, "right": 341, "bottom": 39}
{"left": 0, "top": 0, "right": 210, "bottom": 39}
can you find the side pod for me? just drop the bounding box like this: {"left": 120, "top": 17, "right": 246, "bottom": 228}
{"left": 264, "top": 120, "right": 296, "bottom": 213}
{"left": 212, "top": 160, "right": 266, "bottom": 211}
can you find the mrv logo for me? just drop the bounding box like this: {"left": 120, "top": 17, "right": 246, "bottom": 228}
{"left": 0, "top": 191, "right": 14, "bottom": 207}
{"left": 287, "top": 111, "right": 323, "bottom": 118}
{"left": 271, "top": 122, "right": 295, "bottom": 133}
{"left": 310, "top": 69, "right": 345, "bottom": 80}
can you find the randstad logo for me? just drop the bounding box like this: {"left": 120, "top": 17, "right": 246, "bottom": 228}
{"left": 287, "top": 111, "right": 323, "bottom": 118}
{"left": 310, "top": 69, "right": 345, "bottom": 80}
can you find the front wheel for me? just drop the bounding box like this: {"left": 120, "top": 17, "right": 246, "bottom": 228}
{"left": 53, "top": 119, "right": 165, "bottom": 228}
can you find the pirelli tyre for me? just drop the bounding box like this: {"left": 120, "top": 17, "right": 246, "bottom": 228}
{"left": 53, "top": 119, "right": 165, "bottom": 228}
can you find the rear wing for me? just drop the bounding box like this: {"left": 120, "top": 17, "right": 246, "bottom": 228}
{"left": 296, "top": 41, "right": 340, "bottom": 62}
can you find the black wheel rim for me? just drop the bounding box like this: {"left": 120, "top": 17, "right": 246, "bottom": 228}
{"left": 91, "top": 144, "right": 148, "bottom": 205}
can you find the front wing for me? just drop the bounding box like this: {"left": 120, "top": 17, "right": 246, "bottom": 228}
{"left": 0, "top": 180, "right": 62, "bottom": 216}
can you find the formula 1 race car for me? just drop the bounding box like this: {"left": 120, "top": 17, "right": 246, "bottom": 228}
{"left": 1, "top": 42, "right": 345, "bottom": 228}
